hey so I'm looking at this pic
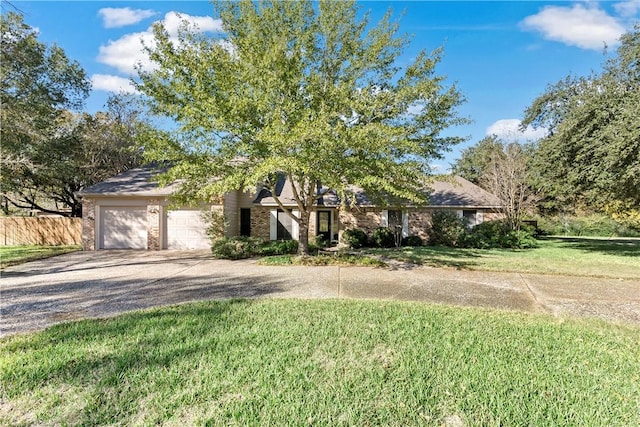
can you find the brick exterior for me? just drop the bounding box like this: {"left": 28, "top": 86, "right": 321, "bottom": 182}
{"left": 338, "top": 207, "right": 382, "bottom": 236}
{"left": 81, "top": 198, "right": 96, "bottom": 251}
{"left": 147, "top": 199, "right": 161, "bottom": 250}
{"left": 250, "top": 206, "right": 272, "bottom": 240}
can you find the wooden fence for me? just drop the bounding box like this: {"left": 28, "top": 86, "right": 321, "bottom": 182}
{"left": 0, "top": 217, "right": 82, "bottom": 246}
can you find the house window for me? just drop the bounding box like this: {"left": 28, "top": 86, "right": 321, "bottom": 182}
{"left": 387, "top": 210, "right": 403, "bottom": 229}
{"left": 463, "top": 210, "right": 478, "bottom": 227}
{"left": 277, "top": 209, "right": 293, "bottom": 240}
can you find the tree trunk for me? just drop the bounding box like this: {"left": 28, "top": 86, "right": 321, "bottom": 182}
{"left": 297, "top": 212, "right": 311, "bottom": 256}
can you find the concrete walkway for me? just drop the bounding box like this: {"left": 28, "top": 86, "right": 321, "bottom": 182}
{"left": 1, "top": 250, "right": 639, "bottom": 336}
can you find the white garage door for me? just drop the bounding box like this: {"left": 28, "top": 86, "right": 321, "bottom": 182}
{"left": 167, "top": 210, "right": 210, "bottom": 249}
{"left": 100, "top": 207, "right": 148, "bottom": 249}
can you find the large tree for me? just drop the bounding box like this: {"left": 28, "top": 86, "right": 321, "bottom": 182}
{"left": 522, "top": 26, "right": 640, "bottom": 215}
{"left": 1, "top": 13, "right": 149, "bottom": 216}
{"left": 2, "top": 94, "right": 148, "bottom": 216}
{"left": 451, "top": 135, "right": 503, "bottom": 185}
{"left": 1, "top": 12, "right": 90, "bottom": 215}
{"left": 138, "top": 0, "right": 467, "bottom": 254}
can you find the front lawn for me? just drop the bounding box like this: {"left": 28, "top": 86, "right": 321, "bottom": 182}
{"left": 1, "top": 299, "right": 638, "bottom": 426}
{"left": 364, "top": 237, "right": 640, "bottom": 279}
{"left": 0, "top": 245, "right": 81, "bottom": 269}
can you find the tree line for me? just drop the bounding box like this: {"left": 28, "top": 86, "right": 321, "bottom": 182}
{"left": 453, "top": 26, "right": 639, "bottom": 231}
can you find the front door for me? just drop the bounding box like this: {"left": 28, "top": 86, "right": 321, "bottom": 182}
{"left": 316, "top": 210, "right": 332, "bottom": 243}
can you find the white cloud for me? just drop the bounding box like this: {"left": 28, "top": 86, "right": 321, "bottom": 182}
{"left": 97, "top": 12, "right": 223, "bottom": 75}
{"left": 98, "top": 7, "right": 157, "bottom": 28}
{"left": 91, "top": 74, "right": 138, "bottom": 94}
{"left": 486, "top": 119, "right": 548, "bottom": 142}
{"left": 521, "top": 4, "right": 625, "bottom": 50}
{"left": 614, "top": 0, "right": 640, "bottom": 17}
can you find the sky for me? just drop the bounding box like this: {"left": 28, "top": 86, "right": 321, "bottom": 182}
{"left": 5, "top": 0, "right": 640, "bottom": 170}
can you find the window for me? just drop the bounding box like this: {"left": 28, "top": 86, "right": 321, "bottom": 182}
{"left": 462, "top": 210, "right": 482, "bottom": 227}
{"left": 387, "top": 210, "right": 403, "bottom": 228}
{"left": 277, "top": 210, "right": 293, "bottom": 240}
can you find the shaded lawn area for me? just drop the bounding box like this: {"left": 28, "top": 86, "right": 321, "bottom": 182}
{"left": 1, "top": 299, "right": 639, "bottom": 426}
{"left": 0, "top": 245, "right": 81, "bottom": 269}
{"left": 364, "top": 237, "right": 640, "bottom": 279}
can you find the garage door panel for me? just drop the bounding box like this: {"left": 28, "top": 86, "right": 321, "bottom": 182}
{"left": 167, "top": 210, "right": 210, "bottom": 249}
{"left": 101, "top": 207, "right": 147, "bottom": 249}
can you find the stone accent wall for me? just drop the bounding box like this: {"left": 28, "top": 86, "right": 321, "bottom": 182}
{"left": 147, "top": 199, "right": 161, "bottom": 250}
{"left": 338, "top": 207, "right": 383, "bottom": 237}
{"left": 407, "top": 210, "right": 432, "bottom": 241}
{"left": 81, "top": 198, "right": 96, "bottom": 251}
{"left": 250, "top": 206, "right": 272, "bottom": 240}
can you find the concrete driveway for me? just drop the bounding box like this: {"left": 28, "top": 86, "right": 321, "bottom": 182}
{"left": 1, "top": 251, "right": 639, "bottom": 336}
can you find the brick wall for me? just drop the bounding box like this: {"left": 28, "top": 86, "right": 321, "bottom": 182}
{"left": 250, "top": 206, "right": 272, "bottom": 240}
{"left": 82, "top": 198, "right": 96, "bottom": 250}
{"left": 147, "top": 199, "right": 161, "bottom": 250}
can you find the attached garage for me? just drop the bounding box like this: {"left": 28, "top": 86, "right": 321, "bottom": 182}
{"left": 99, "top": 207, "right": 148, "bottom": 249}
{"left": 166, "top": 210, "right": 210, "bottom": 250}
{"left": 79, "top": 166, "right": 224, "bottom": 251}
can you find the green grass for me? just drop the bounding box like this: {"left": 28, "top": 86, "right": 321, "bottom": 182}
{"left": 0, "top": 245, "right": 81, "bottom": 269}
{"left": 364, "top": 237, "right": 640, "bottom": 279}
{"left": 1, "top": 299, "right": 638, "bottom": 426}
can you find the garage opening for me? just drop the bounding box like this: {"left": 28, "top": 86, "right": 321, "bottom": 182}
{"left": 100, "top": 207, "right": 148, "bottom": 249}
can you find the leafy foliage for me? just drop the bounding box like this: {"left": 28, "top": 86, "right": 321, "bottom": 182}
{"left": 461, "top": 220, "right": 538, "bottom": 249}
{"left": 137, "top": 0, "right": 467, "bottom": 254}
{"left": 1, "top": 13, "right": 150, "bottom": 216}
{"left": 427, "top": 211, "right": 467, "bottom": 247}
{"left": 370, "top": 227, "right": 397, "bottom": 248}
{"left": 340, "top": 228, "right": 369, "bottom": 249}
{"left": 402, "top": 235, "right": 424, "bottom": 247}
{"left": 210, "top": 237, "right": 299, "bottom": 259}
{"left": 451, "top": 135, "right": 503, "bottom": 185}
{"left": 522, "top": 26, "right": 640, "bottom": 213}
{"left": 536, "top": 214, "right": 640, "bottom": 238}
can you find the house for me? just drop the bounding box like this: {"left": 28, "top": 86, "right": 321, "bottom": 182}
{"left": 78, "top": 165, "right": 503, "bottom": 250}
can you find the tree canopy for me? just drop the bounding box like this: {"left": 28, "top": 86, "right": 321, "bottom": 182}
{"left": 1, "top": 13, "right": 147, "bottom": 216}
{"left": 522, "top": 26, "right": 640, "bottom": 213}
{"left": 138, "top": 0, "right": 467, "bottom": 254}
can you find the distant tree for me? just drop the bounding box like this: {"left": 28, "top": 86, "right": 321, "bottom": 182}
{"left": 137, "top": 0, "right": 467, "bottom": 255}
{"left": 522, "top": 26, "right": 640, "bottom": 216}
{"left": 481, "top": 142, "right": 538, "bottom": 231}
{"left": 0, "top": 13, "right": 153, "bottom": 216}
{"left": 2, "top": 94, "right": 148, "bottom": 216}
{"left": 451, "top": 135, "right": 503, "bottom": 185}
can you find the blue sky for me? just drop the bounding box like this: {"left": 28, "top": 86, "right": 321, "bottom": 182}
{"left": 7, "top": 1, "right": 639, "bottom": 169}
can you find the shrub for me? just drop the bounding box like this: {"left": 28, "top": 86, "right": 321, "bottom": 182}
{"left": 370, "top": 227, "right": 397, "bottom": 248}
{"left": 537, "top": 214, "right": 640, "bottom": 237}
{"left": 402, "top": 235, "right": 423, "bottom": 247}
{"left": 211, "top": 236, "right": 263, "bottom": 259}
{"left": 211, "top": 237, "right": 299, "bottom": 259}
{"left": 341, "top": 228, "right": 368, "bottom": 249}
{"left": 428, "top": 211, "right": 467, "bottom": 247}
{"left": 461, "top": 220, "right": 538, "bottom": 249}
{"left": 259, "top": 240, "right": 299, "bottom": 256}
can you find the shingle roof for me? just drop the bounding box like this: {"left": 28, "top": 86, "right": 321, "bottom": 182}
{"left": 78, "top": 164, "right": 177, "bottom": 197}
{"left": 253, "top": 175, "right": 502, "bottom": 208}
{"left": 81, "top": 165, "right": 502, "bottom": 209}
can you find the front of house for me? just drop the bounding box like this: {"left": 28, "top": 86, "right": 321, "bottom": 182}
{"left": 79, "top": 166, "right": 503, "bottom": 250}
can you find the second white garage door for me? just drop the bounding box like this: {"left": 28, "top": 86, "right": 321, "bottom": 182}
{"left": 166, "top": 210, "right": 210, "bottom": 249}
